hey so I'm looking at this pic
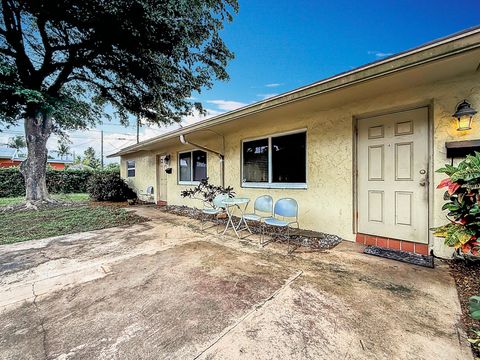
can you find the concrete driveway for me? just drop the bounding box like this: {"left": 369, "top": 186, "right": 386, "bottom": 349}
{"left": 0, "top": 207, "right": 472, "bottom": 360}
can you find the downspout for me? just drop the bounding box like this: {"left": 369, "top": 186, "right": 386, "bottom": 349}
{"left": 179, "top": 134, "right": 225, "bottom": 187}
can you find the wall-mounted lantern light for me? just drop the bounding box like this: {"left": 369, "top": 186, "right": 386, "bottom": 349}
{"left": 453, "top": 100, "right": 477, "bottom": 131}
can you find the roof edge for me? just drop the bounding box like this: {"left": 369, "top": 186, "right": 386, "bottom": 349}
{"left": 108, "top": 25, "right": 480, "bottom": 158}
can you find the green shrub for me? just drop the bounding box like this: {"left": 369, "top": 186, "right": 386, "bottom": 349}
{"left": 87, "top": 171, "right": 136, "bottom": 201}
{"left": 0, "top": 167, "right": 94, "bottom": 197}
{"left": 0, "top": 167, "right": 24, "bottom": 197}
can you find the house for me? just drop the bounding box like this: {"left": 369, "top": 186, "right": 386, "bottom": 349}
{"left": 0, "top": 148, "right": 73, "bottom": 170}
{"left": 109, "top": 26, "right": 480, "bottom": 258}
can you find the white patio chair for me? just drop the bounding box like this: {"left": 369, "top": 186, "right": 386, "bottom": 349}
{"left": 139, "top": 186, "right": 154, "bottom": 202}
{"left": 243, "top": 195, "right": 273, "bottom": 243}
{"left": 264, "top": 198, "right": 300, "bottom": 254}
{"left": 201, "top": 193, "right": 229, "bottom": 232}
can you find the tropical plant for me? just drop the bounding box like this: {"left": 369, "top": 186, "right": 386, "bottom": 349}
{"left": 181, "top": 178, "right": 235, "bottom": 208}
{"left": 0, "top": 0, "right": 238, "bottom": 203}
{"left": 468, "top": 329, "right": 480, "bottom": 359}
{"left": 56, "top": 140, "right": 71, "bottom": 160}
{"left": 468, "top": 296, "right": 480, "bottom": 359}
{"left": 433, "top": 152, "right": 480, "bottom": 255}
{"left": 470, "top": 296, "right": 480, "bottom": 320}
{"left": 104, "top": 163, "right": 120, "bottom": 172}
{"left": 82, "top": 147, "right": 100, "bottom": 169}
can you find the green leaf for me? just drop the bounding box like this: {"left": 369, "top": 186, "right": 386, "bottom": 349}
{"left": 469, "top": 296, "right": 480, "bottom": 319}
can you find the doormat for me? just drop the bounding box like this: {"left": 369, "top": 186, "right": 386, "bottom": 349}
{"left": 364, "top": 246, "right": 434, "bottom": 268}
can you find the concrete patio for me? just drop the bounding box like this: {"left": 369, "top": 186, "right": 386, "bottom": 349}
{"left": 0, "top": 207, "right": 472, "bottom": 359}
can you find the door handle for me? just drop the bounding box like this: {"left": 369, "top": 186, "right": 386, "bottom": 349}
{"left": 419, "top": 169, "right": 427, "bottom": 187}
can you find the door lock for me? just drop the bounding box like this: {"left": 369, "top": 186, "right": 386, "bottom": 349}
{"left": 419, "top": 169, "right": 427, "bottom": 186}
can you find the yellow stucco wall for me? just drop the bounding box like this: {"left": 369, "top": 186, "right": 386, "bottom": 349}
{"left": 120, "top": 71, "right": 480, "bottom": 257}
{"left": 120, "top": 152, "right": 156, "bottom": 199}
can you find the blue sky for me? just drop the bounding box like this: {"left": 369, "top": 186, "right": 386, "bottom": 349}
{"left": 211, "top": 0, "right": 480, "bottom": 105}
{"left": 2, "top": 0, "right": 480, "bottom": 161}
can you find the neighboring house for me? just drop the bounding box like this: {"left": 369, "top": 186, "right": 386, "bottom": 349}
{"left": 109, "top": 27, "right": 480, "bottom": 258}
{"left": 0, "top": 148, "right": 73, "bottom": 170}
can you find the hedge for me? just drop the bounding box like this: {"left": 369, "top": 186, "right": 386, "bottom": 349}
{"left": 87, "top": 171, "right": 136, "bottom": 201}
{"left": 0, "top": 167, "right": 95, "bottom": 197}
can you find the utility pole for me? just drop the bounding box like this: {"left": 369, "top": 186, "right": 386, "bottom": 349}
{"left": 100, "top": 130, "right": 104, "bottom": 169}
{"left": 136, "top": 117, "right": 140, "bottom": 143}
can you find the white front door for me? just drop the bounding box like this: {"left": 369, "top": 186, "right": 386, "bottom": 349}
{"left": 357, "top": 107, "right": 429, "bottom": 243}
{"left": 157, "top": 155, "right": 168, "bottom": 202}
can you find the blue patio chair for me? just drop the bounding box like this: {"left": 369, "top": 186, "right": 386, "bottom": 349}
{"left": 264, "top": 198, "right": 299, "bottom": 254}
{"left": 201, "top": 193, "right": 229, "bottom": 232}
{"left": 243, "top": 195, "right": 273, "bottom": 243}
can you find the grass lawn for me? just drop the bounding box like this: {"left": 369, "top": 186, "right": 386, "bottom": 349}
{"left": 0, "top": 205, "right": 146, "bottom": 245}
{"left": 0, "top": 193, "right": 90, "bottom": 207}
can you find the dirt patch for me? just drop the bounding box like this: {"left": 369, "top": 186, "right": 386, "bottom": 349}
{"left": 0, "top": 210, "right": 471, "bottom": 359}
{"left": 449, "top": 259, "right": 480, "bottom": 356}
{"left": 0, "top": 241, "right": 295, "bottom": 359}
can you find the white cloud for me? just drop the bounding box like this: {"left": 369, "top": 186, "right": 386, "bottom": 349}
{"left": 139, "top": 107, "right": 223, "bottom": 143}
{"left": 265, "top": 83, "right": 282, "bottom": 88}
{"left": 367, "top": 50, "right": 393, "bottom": 58}
{"left": 257, "top": 93, "right": 278, "bottom": 100}
{"left": 0, "top": 105, "right": 227, "bottom": 163}
{"left": 46, "top": 130, "right": 137, "bottom": 163}
{"left": 0, "top": 133, "right": 9, "bottom": 146}
{"left": 207, "top": 100, "right": 248, "bottom": 111}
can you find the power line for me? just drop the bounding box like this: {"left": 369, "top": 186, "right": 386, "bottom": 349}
{"left": 0, "top": 130, "right": 137, "bottom": 137}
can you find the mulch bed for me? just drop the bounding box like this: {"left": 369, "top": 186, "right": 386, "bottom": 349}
{"left": 161, "top": 205, "right": 342, "bottom": 251}
{"left": 449, "top": 259, "right": 480, "bottom": 356}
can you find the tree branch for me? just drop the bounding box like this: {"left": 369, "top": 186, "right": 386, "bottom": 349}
{"left": 0, "top": 46, "right": 15, "bottom": 56}
{"left": 1, "top": 0, "right": 35, "bottom": 82}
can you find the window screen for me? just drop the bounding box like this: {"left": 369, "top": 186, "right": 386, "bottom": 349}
{"left": 179, "top": 152, "right": 191, "bottom": 182}
{"left": 126, "top": 160, "right": 135, "bottom": 177}
{"left": 243, "top": 138, "right": 268, "bottom": 182}
{"left": 179, "top": 150, "right": 207, "bottom": 182}
{"left": 272, "top": 132, "right": 306, "bottom": 183}
{"left": 192, "top": 150, "right": 207, "bottom": 181}
{"left": 242, "top": 131, "right": 306, "bottom": 186}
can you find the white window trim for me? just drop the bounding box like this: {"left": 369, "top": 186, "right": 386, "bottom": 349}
{"left": 126, "top": 160, "right": 135, "bottom": 177}
{"left": 241, "top": 128, "right": 307, "bottom": 189}
{"left": 178, "top": 149, "right": 207, "bottom": 185}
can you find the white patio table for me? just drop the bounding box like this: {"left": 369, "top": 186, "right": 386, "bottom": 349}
{"left": 221, "top": 197, "right": 251, "bottom": 238}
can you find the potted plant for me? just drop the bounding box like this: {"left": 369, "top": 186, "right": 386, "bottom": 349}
{"left": 181, "top": 178, "right": 235, "bottom": 218}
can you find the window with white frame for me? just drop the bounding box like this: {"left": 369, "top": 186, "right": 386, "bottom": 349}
{"left": 126, "top": 160, "right": 135, "bottom": 177}
{"left": 242, "top": 130, "right": 306, "bottom": 188}
{"left": 178, "top": 150, "right": 207, "bottom": 183}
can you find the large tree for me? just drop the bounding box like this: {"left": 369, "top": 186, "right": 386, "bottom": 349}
{"left": 0, "top": 0, "right": 238, "bottom": 203}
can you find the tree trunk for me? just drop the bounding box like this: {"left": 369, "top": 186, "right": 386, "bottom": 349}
{"left": 20, "top": 112, "right": 53, "bottom": 202}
